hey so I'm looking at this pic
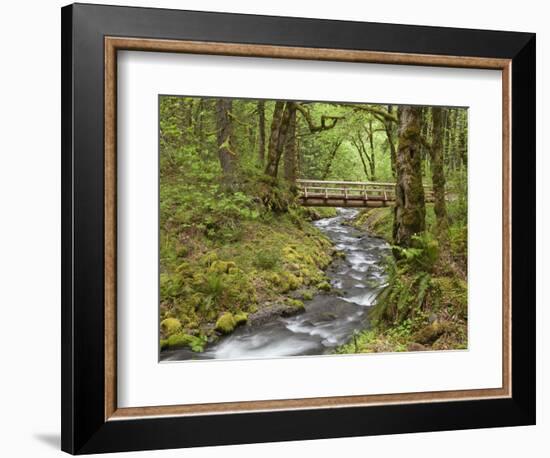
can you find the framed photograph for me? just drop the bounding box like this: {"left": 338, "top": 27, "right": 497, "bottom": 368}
{"left": 61, "top": 3, "right": 536, "bottom": 454}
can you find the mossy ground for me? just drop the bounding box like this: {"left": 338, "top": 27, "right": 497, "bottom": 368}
{"left": 337, "top": 204, "right": 468, "bottom": 354}
{"left": 159, "top": 174, "right": 336, "bottom": 352}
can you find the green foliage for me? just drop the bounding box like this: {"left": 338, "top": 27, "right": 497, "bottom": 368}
{"left": 392, "top": 233, "right": 439, "bottom": 273}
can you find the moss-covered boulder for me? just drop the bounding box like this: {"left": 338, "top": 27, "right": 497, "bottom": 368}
{"left": 286, "top": 298, "right": 305, "bottom": 311}
{"left": 234, "top": 312, "right": 248, "bottom": 326}
{"left": 161, "top": 332, "right": 205, "bottom": 352}
{"left": 215, "top": 312, "right": 237, "bottom": 334}
{"left": 317, "top": 281, "right": 331, "bottom": 292}
{"left": 160, "top": 317, "right": 182, "bottom": 337}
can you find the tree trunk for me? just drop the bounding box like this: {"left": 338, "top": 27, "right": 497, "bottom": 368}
{"left": 215, "top": 99, "right": 236, "bottom": 185}
{"left": 367, "top": 119, "right": 376, "bottom": 180}
{"left": 351, "top": 134, "right": 372, "bottom": 181}
{"left": 257, "top": 100, "right": 266, "bottom": 164}
{"left": 430, "top": 107, "right": 449, "bottom": 244}
{"left": 393, "top": 106, "right": 426, "bottom": 247}
{"left": 265, "top": 101, "right": 292, "bottom": 178}
{"left": 284, "top": 106, "right": 297, "bottom": 183}
{"left": 195, "top": 99, "right": 205, "bottom": 156}
{"left": 322, "top": 139, "right": 343, "bottom": 180}
{"left": 457, "top": 110, "right": 467, "bottom": 169}
{"left": 384, "top": 105, "right": 397, "bottom": 177}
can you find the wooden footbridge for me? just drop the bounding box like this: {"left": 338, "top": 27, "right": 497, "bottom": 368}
{"left": 297, "top": 179, "right": 434, "bottom": 208}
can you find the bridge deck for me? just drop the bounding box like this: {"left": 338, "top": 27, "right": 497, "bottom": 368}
{"left": 297, "top": 179, "right": 434, "bottom": 208}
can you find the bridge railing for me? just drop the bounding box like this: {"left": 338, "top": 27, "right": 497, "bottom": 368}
{"left": 296, "top": 179, "right": 433, "bottom": 202}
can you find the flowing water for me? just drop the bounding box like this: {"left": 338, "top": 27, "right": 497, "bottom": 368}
{"left": 161, "top": 208, "right": 390, "bottom": 362}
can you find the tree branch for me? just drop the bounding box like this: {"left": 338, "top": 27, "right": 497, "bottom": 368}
{"left": 295, "top": 103, "right": 344, "bottom": 133}
{"left": 338, "top": 103, "right": 398, "bottom": 123}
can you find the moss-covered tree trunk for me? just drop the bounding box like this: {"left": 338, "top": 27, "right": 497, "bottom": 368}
{"left": 457, "top": 109, "right": 468, "bottom": 169}
{"left": 384, "top": 105, "right": 397, "bottom": 177}
{"left": 215, "top": 99, "right": 236, "bottom": 185}
{"left": 430, "top": 107, "right": 449, "bottom": 244}
{"left": 258, "top": 100, "right": 266, "bottom": 164}
{"left": 367, "top": 119, "right": 376, "bottom": 180}
{"left": 284, "top": 105, "right": 297, "bottom": 183}
{"left": 393, "top": 106, "right": 426, "bottom": 247}
{"left": 265, "top": 101, "right": 292, "bottom": 178}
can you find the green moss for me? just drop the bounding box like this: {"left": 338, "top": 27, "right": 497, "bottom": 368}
{"left": 234, "top": 311, "right": 248, "bottom": 326}
{"left": 159, "top": 193, "right": 335, "bottom": 348}
{"left": 163, "top": 333, "right": 206, "bottom": 352}
{"left": 208, "top": 260, "right": 237, "bottom": 274}
{"left": 264, "top": 272, "right": 282, "bottom": 286}
{"left": 352, "top": 207, "right": 393, "bottom": 242}
{"left": 160, "top": 317, "right": 182, "bottom": 337}
{"left": 215, "top": 312, "right": 237, "bottom": 334}
{"left": 301, "top": 290, "right": 314, "bottom": 301}
{"left": 253, "top": 249, "right": 280, "bottom": 270}
{"left": 286, "top": 298, "right": 305, "bottom": 311}
{"left": 200, "top": 251, "right": 218, "bottom": 267}
{"left": 413, "top": 321, "right": 451, "bottom": 345}
{"left": 317, "top": 281, "right": 331, "bottom": 292}
{"left": 281, "top": 271, "right": 302, "bottom": 291}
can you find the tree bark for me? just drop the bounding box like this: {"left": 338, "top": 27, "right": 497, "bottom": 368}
{"left": 367, "top": 119, "right": 376, "bottom": 181}
{"left": 457, "top": 110, "right": 467, "bottom": 169}
{"left": 321, "top": 138, "right": 343, "bottom": 180}
{"left": 393, "top": 106, "right": 426, "bottom": 247}
{"left": 215, "top": 99, "right": 236, "bottom": 185}
{"left": 430, "top": 107, "right": 449, "bottom": 244}
{"left": 284, "top": 106, "right": 297, "bottom": 182}
{"left": 257, "top": 100, "right": 266, "bottom": 164}
{"left": 265, "top": 101, "right": 292, "bottom": 178}
{"left": 384, "top": 105, "right": 397, "bottom": 177}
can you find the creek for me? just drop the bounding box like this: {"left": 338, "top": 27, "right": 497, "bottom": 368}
{"left": 161, "top": 208, "right": 390, "bottom": 361}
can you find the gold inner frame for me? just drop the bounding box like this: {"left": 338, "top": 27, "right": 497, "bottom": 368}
{"left": 104, "top": 37, "right": 512, "bottom": 421}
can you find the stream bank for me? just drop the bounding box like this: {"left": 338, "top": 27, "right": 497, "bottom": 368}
{"left": 161, "top": 208, "right": 390, "bottom": 361}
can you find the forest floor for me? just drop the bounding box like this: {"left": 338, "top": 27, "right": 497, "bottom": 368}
{"left": 159, "top": 174, "right": 340, "bottom": 352}
{"left": 334, "top": 205, "right": 468, "bottom": 354}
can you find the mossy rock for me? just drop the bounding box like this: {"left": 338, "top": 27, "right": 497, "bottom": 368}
{"left": 301, "top": 290, "right": 314, "bottom": 301}
{"left": 286, "top": 298, "right": 305, "bottom": 311}
{"left": 160, "top": 317, "right": 182, "bottom": 337}
{"left": 413, "top": 321, "right": 451, "bottom": 345}
{"left": 334, "top": 250, "right": 346, "bottom": 259}
{"left": 317, "top": 281, "right": 331, "bottom": 292}
{"left": 234, "top": 311, "right": 248, "bottom": 326}
{"left": 215, "top": 312, "right": 237, "bottom": 334}
{"left": 162, "top": 332, "right": 205, "bottom": 352}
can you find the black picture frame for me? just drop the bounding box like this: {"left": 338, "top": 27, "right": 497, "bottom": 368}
{"left": 61, "top": 3, "right": 536, "bottom": 454}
